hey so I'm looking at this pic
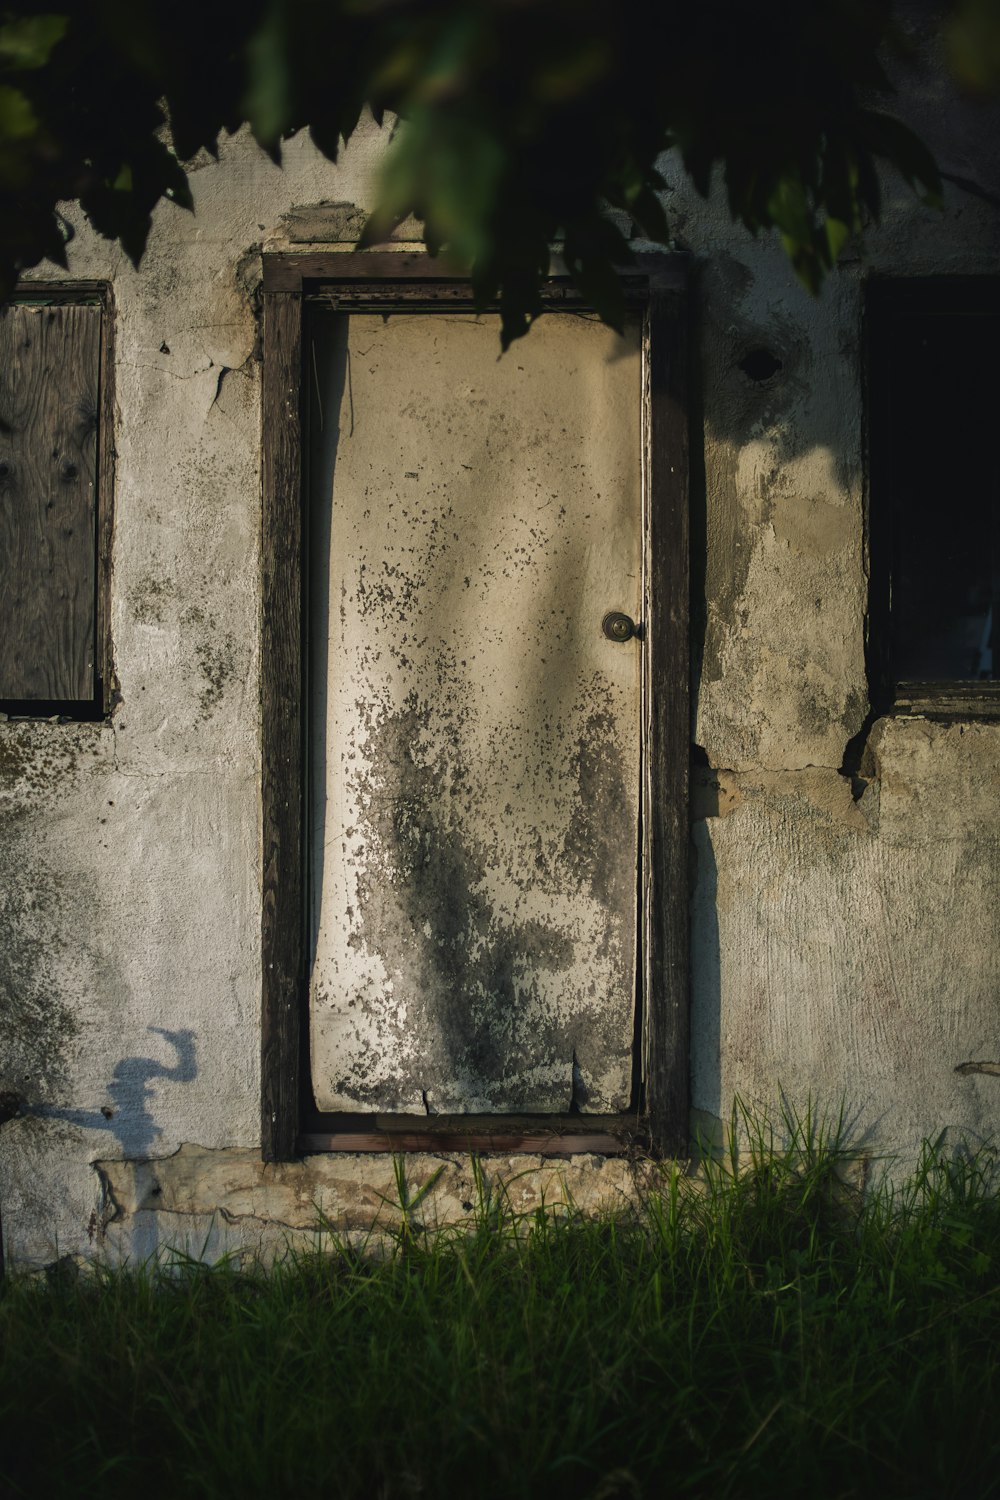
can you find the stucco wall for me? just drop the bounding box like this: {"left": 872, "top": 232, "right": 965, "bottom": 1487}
{"left": 686, "top": 52, "right": 1000, "bottom": 1162}
{"left": 1, "top": 64, "right": 999, "bottom": 1267}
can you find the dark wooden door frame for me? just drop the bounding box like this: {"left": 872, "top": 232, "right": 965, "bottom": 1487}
{"left": 261, "top": 251, "right": 689, "bottom": 1160}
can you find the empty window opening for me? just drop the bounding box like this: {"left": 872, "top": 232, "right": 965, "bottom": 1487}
{"left": 868, "top": 279, "right": 1000, "bottom": 692}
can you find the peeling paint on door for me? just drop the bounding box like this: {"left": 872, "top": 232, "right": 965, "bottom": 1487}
{"left": 308, "top": 311, "right": 642, "bottom": 1113}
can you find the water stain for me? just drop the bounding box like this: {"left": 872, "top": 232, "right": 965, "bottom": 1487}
{"left": 318, "top": 674, "right": 634, "bottom": 1114}
{"left": 0, "top": 725, "right": 81, "bottom": 796}
{"left": 130, "top": 572, "right": 174, "bottom": 626}
{"left": 194, "top": 632, "right": 237, "bottom": 719}
{"left": 563, "top": 698, "right": 633, "bottom": 913}
{"left": 0, "top": 735, "right": 92, "bottom": 1101}
{"left": 0, "top": 814, "right": 81, "bottom": 1102}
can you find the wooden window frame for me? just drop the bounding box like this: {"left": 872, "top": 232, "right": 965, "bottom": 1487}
{"left": 1, "top": 280, "right": 115, "bottom": 719}
{"left": 260, "top": 252, "right": 689, "bottom": 1160}
{"left": 866, "top": 275, "right": 1000, "bottom": 721}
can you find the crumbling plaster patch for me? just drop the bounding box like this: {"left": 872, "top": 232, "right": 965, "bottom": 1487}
{"left": 90, "top": 1145, "right": 657, "bottom": 1268}
{"left": 692, "top": 245, "right": 867, "bottom": 772}
{"left": 0, "top": 1117, "right": 104, "bottom": 1267}
{"left": 99, "top": 1143, "right": 649, "bottom": 1229}
{"left": 0, "top": 722, "right": 122, "bottom": 1108}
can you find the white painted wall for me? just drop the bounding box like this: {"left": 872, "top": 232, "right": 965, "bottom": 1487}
{"left": 0, "top": 59, "right": 998, "bottom": 1266}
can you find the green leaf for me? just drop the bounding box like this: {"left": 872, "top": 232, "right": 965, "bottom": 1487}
{"left": 372, "top": 108, "right": 504, "bottom": 269}
{"left": 766, "top": 176, "right": 813, "bottom": 248}
{"left": 244, "top": 1, "right": 291, "bottom": 155}
{"left": 0, "top": 15, "right": 68, "bottom": 72}
{"left": 0, "top": 0, "right": 953, "bottom": 334}
{"left": 824, "top": 215, "right": 851, "bottom": 263}
{"left": 0, "top": 85, "right": 37, "bottom": 141}
{"left": 948, "top": 0, "right": 1000, "bottom": 95}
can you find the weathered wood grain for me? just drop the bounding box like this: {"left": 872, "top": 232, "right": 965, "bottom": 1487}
{"left": 644, "top": 281, "right": 691, "bottom": 1156}
{"left": 265, "top": 249, "right": 687, "bottom": 295}
{"left": 298, "top": 1131, "right": 636, "bottom": 1155}
{"left": 96, "top": 289, "right": 116, "bottom": 714}
{"left": 261, "top": 289, "right": 304, "bottom": 1161}
{"left": 0, "top": 303, "right": 101, "bottom": 701}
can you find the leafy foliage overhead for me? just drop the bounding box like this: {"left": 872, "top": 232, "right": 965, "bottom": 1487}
{"left": 0, "top": 1, "right": 966, "bottom": 344}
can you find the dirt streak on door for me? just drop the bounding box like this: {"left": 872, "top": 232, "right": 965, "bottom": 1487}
{"left": 309, "top": 309, "right": 643, "bottom": 1113}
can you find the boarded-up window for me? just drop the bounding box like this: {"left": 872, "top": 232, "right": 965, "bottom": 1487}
{"left": 0, "top": 298, "right": 108, "bottom": 711}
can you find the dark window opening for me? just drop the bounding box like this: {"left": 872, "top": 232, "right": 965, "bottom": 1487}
{"left": 867, "top": 278, "right": 1000, "bottom": 701}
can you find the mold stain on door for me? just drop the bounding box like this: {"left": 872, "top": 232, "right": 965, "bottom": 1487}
{"left": 308, "top": 309, "right": 643, "bottom": 1113}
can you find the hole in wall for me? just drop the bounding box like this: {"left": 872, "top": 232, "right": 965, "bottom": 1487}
{"left": 738, "top": 347, "right": 783, "bottom": 382}
{"left": 839, "top": 714, "right": 880, "bottom": 803}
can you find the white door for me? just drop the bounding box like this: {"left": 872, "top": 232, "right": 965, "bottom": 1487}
{"left": 308, "top": 308, "right": 643, "bottom": 1114}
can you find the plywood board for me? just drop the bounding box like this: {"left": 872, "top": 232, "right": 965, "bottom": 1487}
{"left": 0, "top": 303, "right": 100, "bottom": 702}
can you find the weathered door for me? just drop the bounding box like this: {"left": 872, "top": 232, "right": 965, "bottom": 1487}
{"left": 308, "top": 308, "right": 643, "bottom": 1114}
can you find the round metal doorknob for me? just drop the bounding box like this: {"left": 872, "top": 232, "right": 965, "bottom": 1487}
{"left": 602, "top": 611, "right": 637, "bottom": 643}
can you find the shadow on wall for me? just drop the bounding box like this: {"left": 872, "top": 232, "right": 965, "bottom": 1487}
{"left": 688, "top": 253, "right": 864, "bottom": 707}
{"left": 689, "top": 823, "right": 721, "bottom": 1122}
{"left": 34, "top": 1027, "right": 197, "bottom": 1156}
{"left": 685, "top": 255, "right": 865, "bottom": 1131}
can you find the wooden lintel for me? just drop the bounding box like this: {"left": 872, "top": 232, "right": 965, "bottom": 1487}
{"left": 263, "top": 250, "right": 689, "bottom": 296}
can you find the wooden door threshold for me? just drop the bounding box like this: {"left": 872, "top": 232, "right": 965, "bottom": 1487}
{"left": 298, "top": 1114, "right": 647, "bottom": 1156}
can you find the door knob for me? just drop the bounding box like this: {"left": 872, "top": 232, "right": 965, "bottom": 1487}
{"left": 602, "top": 611, "right": 637, "bottom": 643}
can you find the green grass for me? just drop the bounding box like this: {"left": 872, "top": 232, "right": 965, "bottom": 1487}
{"left": 1, "top": 1103, "right": 998, "bottom": 1500}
